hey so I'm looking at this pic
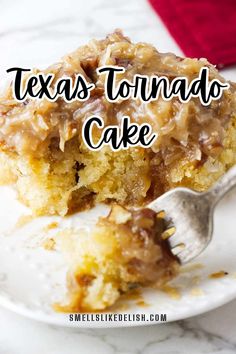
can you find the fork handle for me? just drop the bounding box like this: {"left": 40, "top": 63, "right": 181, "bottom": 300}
{"left": 204, "top": 164, "right": 236, "bottom": 207}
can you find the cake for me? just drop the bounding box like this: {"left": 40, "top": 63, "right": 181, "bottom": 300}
{"left": 0, "top": 31, "right": 235, "bottom": 312}
{"left": 0, "top": 31, "right": 235, "bottom": 216}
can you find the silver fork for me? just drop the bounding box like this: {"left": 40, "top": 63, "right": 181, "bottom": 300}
{"left": 148, "top": 165, "right": 236, "bottom": 264}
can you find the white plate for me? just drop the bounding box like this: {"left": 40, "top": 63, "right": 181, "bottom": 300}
{"left": 0, "top": 185, "right": 236, "bottom": 328}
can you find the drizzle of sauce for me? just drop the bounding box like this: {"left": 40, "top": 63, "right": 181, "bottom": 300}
{"left": 209, "top": 271, "right": 228, "bottom": 279}
{"left": 161, "top": 285, "right": 181, "bottom": 299}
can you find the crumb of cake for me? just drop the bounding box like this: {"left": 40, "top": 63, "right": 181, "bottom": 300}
{"left": 190, "top": 287, "right": 204, "bottom": 296}
{"left": 43, "top": 222, "right": 59, "bottom": 231}
{"left": 0, "top": 31, "right": 235, "bottom": 216}
{"left": 42, "top": 238, "right": 56, "bottom": 251}
{"left": 180, "top": 263, "right": 204, "bottom": 273}
{"left": 136, "top": 300, "right": 150, "bottom": 307}
{"left": 209, "top": 271, "right": 229, "bottom": 279}
{"left": 15, "top": 214, "right": 34, "bottom": 228}
{"left": 156, "top": 210, "right": 166, "bottom": 219}
{"left": 54, "top": 205, "right": 179, "bottom": 312}
{"left": 161, "top": 226, "right": 176, "bottom": 240}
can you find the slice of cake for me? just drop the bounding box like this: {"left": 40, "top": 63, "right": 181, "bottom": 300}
{"left": 55, "top": 205, "right": 179, "bottom": 312}
{"left": 0, "top": 31, "right": 235, "bottom": 216}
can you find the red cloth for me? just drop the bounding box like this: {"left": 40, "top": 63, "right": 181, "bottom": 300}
{"left": 148, "top": 0, "right": 236, "bottom": 68}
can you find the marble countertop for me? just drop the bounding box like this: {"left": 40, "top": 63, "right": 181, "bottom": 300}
{"left": 0, "top": 0, "right": 236, "bottom": 353}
